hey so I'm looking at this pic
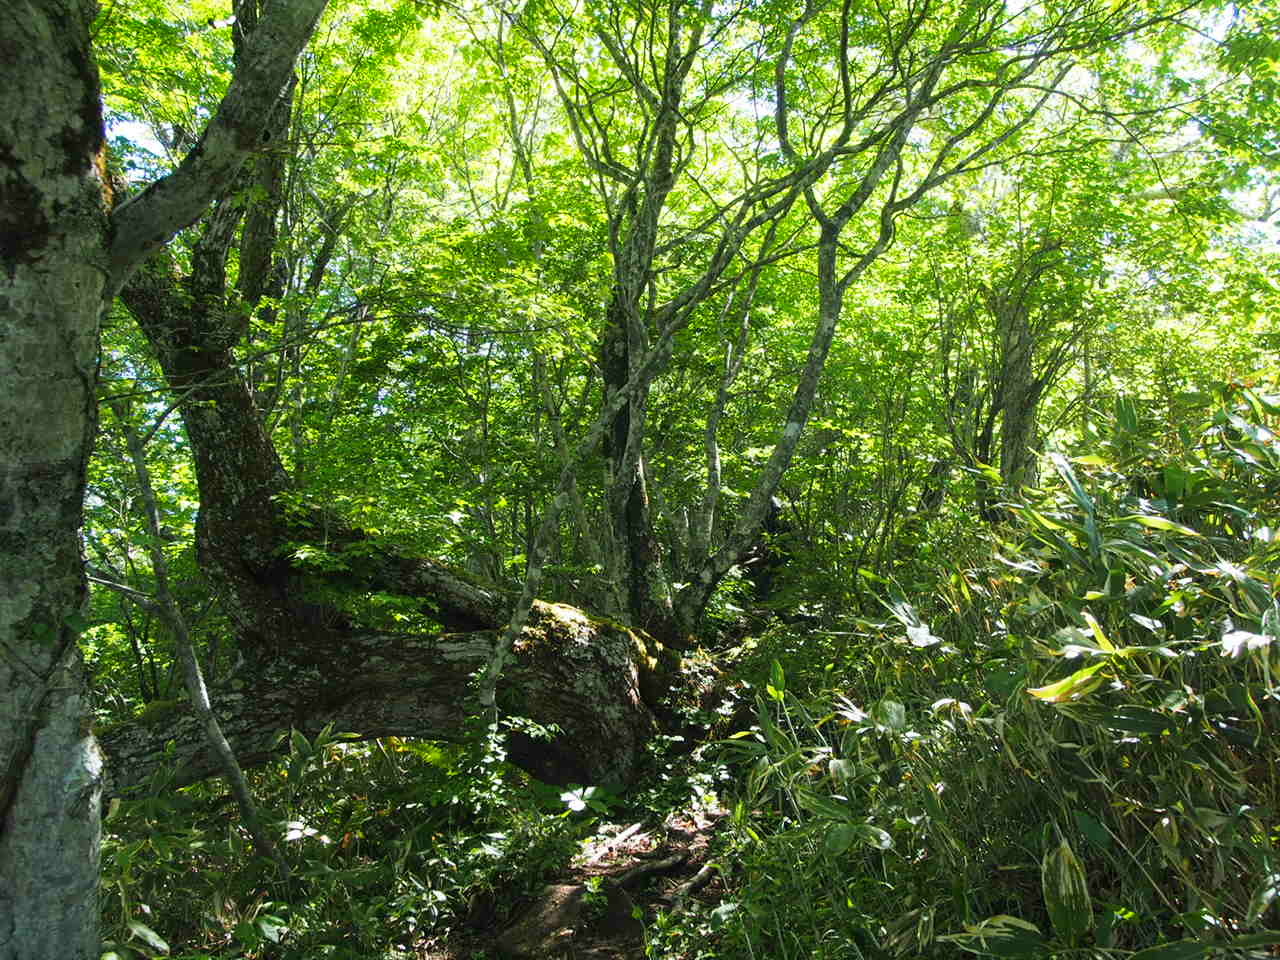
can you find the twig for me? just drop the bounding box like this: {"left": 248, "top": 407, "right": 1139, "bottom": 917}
{"left": 670, "top": 861, "right": 719, "bottom": 914}
{"left": 617, "top": 851, "right": 687, "bottom": 890}
{"left": 584, "top": 821, "right": 645, "bottom": 865}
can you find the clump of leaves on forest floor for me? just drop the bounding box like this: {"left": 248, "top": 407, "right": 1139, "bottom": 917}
{"left": 98, "top": 715, "right": 735, "bottom": 960}
{"left": 650, "top": 380, "right": 1280, "bottom": 959}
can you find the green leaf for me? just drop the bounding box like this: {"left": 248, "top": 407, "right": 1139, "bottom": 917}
{"left": 1021, "top": 507, "right": 1067, "bottom": 532}
{"left": 795, "top": 787, "right": 853, "bottom": 822}
{"left": 1093, "top": 706, "right": 1170, "bottom": 734}
{"left": 127, "top": 920, "right": 170, "bottom": 955}
{"left": 1106, "top": 567, "right": 1126, "bottom": 597}
{"left": 1052, "top": 453, "right": 1096, "bottom": 518}
{"left": 940, "top": 915, "right": 1045, "bottom": 957}
{"left": 872, "top": 699, "right": 907, "bottom": 732}
{"left": 1163, "top": 465, "right": 1190, "bottom": 502}
{"left": 233, "top": 919, "right": 259, "bottom": 946}
{"left": 824, "top": 822, "right": 857, "bottom": 855}
{"left": 1081, "top": 610, "right": 1115, "bottom": 651}
{"left": 1228, "top": 931, "right": 1280, "bottom": 948}
{"left": 257, "top": 915, "right": 288, "bottom": 944}
{"left": 1072, "top": 810, "right": 1111, "bottom": 849}
{"left": 311, "top": 721, "right": 338, "bottom": 749}
{"left": 766, "top": 659, "right": 786, "bottom": 701}
{"left": 854, "top": 822, "right": 893, "bottom": 850}
{"left": 1042, "top": 838, "right": 1092, "bottom": 942}
{"left": 1027, "top": 662, "right": 1106, "bottom": 703}
{"left": 1129, "top": 940, "right": 1211, "bottom": 960}
{"left": 984, "top": 663, "right": 1025, "bottom": 700}
{"left": 1124, "top": 514, "right": 1201, "bottom": 536}
{"left": 289, "top": 728, "right": 312, "bottom": 758}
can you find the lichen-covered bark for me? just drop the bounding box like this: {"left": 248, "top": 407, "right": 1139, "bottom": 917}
{"left": 0, "top": 3, "right": 106, "bottom": 957}
{"left": 987, "top": 243, "right": 1063, "bottom": 500}
{"left": 100, "top": 601, "right": 656, "bottom": 794}
{"left": 1, "top": 3, "right": 331, "bottom": 955}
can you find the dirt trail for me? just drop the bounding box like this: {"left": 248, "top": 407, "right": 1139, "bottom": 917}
{"left": 418, "top": 804, "right": 727, "bottom": 959}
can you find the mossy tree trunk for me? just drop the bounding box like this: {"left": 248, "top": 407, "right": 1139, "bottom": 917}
{"left": 106, "top": 245, "right": 667, "bottom": 796}
{"left": 99, "top": 598, "right": 657, "bottom": 796}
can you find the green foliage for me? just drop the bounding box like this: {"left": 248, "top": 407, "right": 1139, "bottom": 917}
{"left": 648, "top": 382, "right": 1280, "bottom": 959}
{"left": 82, "top": 0, "right": 1280, "bottom": 954}
{"left": 101, "top": 720, "right": 605, "bottom": 958}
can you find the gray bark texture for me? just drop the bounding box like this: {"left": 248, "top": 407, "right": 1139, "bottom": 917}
{"left": 0, "top": 4, "right": 108, "bottom": 957}
{"left": 98, "top": 599, "right": 657, "bottom": 796}
{"left": 1, "top": 1, "right": 330, "bottom": 956}
{"left": 984, "top": 241, "right": 1060, "bottom": 499}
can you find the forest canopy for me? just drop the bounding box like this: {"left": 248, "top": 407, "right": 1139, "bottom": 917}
{"left": 0, "top": 0, "right": 1277, "bottom": 957}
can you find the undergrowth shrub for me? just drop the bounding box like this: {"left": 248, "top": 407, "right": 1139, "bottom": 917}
{"left": 677, "top": 380, "right": 1280, "bottom": 959}
{"left": 100, "top": 720, "right": 592, "bottom": 959}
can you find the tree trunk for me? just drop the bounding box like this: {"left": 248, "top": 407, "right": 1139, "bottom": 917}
{"left": 674, "top": 221, "right": 852, "bottom": 627}
{"left": 98, "top": 598, "right": 656, "bottom": 795}
{"left": 112, "top": 256, "right": 665, "bottom": 794}
{"left": 982, "top": 240, "right": 1063, "bottom": 512}
{"left": 600, "top": 298, "right": 676, "bottom": 641}
{"left": 993, "top": 284, "right": 1042, "bottom": 498}
{"left": 0, "top": 6, "right": 107, "bottom": 956}
{"left": 2, "top": 3, "right": 329, "bottom": 955}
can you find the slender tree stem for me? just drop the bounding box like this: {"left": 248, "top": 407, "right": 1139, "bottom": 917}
{"left": 111, "top": 404, "right": 291, "bottom": 881}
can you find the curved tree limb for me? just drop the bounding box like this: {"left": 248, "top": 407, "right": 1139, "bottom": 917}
{"left": 107, "top": 0, "right": 329, "bottom": 291}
